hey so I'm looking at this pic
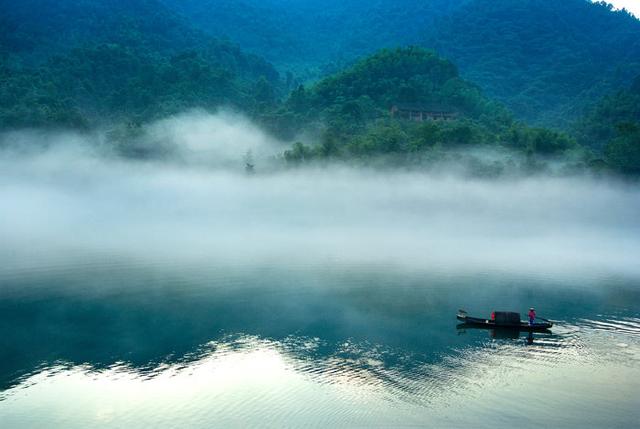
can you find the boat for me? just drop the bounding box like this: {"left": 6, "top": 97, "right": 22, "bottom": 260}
{"left": 456, "top": 309, "right": 553, "bottom": 331}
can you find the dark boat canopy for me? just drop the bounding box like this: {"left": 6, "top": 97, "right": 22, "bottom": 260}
{"left": 494, "top": 311, "right": 520, "bottom": 325}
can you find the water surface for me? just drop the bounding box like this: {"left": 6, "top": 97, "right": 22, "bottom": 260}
{"left": 1, "top": 257, "right": 638, "bottom": 428}
{"left": 1, "top": 147, "right": 639, "bottom": 427}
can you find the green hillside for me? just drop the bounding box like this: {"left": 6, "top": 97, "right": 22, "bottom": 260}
{"left": 266, "top": 48, "right": 576, "bottom": 170}
{"left": 160, "top": 0, "right": 466, "bottom": 78}
{"left": 266, "top": 47, "right": 507, "bottom": 133}
{"left": 5, "top": 0, "right": 640, "bottom": 131}
{"left": 2, "top": 0, "right": 636, "bottom": 175}
{"left": 576, "top": 76, "right": 640, "bottom": 174}
{"left": 160, "top": 0, "right": 640, "bottom": 129}
{"left": 0, "top": 0, "right": 281, "bottom": 128}
{"left": 429, "top": 0, "right": 640, "bottom": 128}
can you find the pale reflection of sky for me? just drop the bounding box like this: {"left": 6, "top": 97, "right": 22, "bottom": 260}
{"left": 1, "top": 337, "right": 638, "bottom": 428}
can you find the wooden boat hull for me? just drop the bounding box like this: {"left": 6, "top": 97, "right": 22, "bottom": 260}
{"left": 457, "top": 315, "right": 553, "bottom": 331}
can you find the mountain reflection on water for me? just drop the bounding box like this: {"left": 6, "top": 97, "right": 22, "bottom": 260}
{"left": 1, "top": 260, "right": 639, "bottom": 428}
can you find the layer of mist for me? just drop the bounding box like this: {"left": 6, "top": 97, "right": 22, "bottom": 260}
{"left": 1, "top": 112, "right": 639, "bottom": 281}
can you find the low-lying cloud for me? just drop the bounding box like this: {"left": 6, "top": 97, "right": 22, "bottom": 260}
{"left": 143, "top": 110, "right": 283, "bottom": 166}
{"left": 1, "top": 112, "right": 639, "bottom": 281}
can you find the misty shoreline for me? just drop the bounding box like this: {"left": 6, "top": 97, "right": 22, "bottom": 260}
{"left": 1, "top": 112, "right": 639, "bottom": 282}
{"left": 0, "top": 110, "right": 631, "bottom": 180}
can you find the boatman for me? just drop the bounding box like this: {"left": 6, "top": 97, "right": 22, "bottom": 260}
{"left": 528, "top": 307, "right": 536, "bottom": 325}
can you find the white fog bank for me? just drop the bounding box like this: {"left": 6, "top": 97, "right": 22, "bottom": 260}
{"left": 1, "top": 113, "right": 639, "bottom": 281}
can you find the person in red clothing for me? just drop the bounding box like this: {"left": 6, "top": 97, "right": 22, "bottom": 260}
{"left": 528, "top": 307, "right": 536, "bottom": 325}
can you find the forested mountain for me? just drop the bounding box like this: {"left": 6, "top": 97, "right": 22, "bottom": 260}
{"left": 576, "top": 76, "right": 640, "bottom": 174}
{"left": 160, "top": 0, "right": 467, "bottom": 78}
{"left": 160, "top": 0, "right": 640, "bottom": 128}
{"left": 1, "top": 0, "right": 638, "bottom": 174}
{"left": 0, "top": 0, "right": 204, "bottom": 65}
{"left": 266, "top": 48, "right": 576, "bottom": 171}
{"left": 268, "top": 47, "right": 506, "bottom": 134}
{"left": 4, "top": 0, "right": 639, "bottom": 130}
{"left": 429, "top": 0, "right": 640, "bottom": 128}
{"left": 0, "top": 0, "right": 281, "bottom": 128}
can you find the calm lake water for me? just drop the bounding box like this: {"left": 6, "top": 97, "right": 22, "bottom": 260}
{"left": 1, "top": 257, "right": 639, "bottom": 428}
{"left": 1, "top": 155, "right": 640, "bottom": 427}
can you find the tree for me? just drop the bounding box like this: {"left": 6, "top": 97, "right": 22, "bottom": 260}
{"left": 605, "top": 122, "right": 640, "bottom": 175}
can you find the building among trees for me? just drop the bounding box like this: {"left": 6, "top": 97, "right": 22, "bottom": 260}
{"left": 390, "top": 103, "right": 458, "bottom": 121}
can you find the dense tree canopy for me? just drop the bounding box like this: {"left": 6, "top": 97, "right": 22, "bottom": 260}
{"left": 275, "top": 48, "right": 511, "bottom": 131}
{"left": 160, "top": 0, "right": 466, "bottom": 80}
{"left": 0, "top": 0, "right": 282, "bottom": 128}
{"left": 159, "top": 0, "right": 640, "bottom": 128}
{"left": 576, "top": 76, "right": 640, "bottom": 175}
{"left": 270, "top": 48, "right": 577, "bottom": 171}
{"left": 1, "top": 0, "right": 636, "bottom": 176}
{"left": 429, "top": 0, "right": 640, "bottom": 127}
